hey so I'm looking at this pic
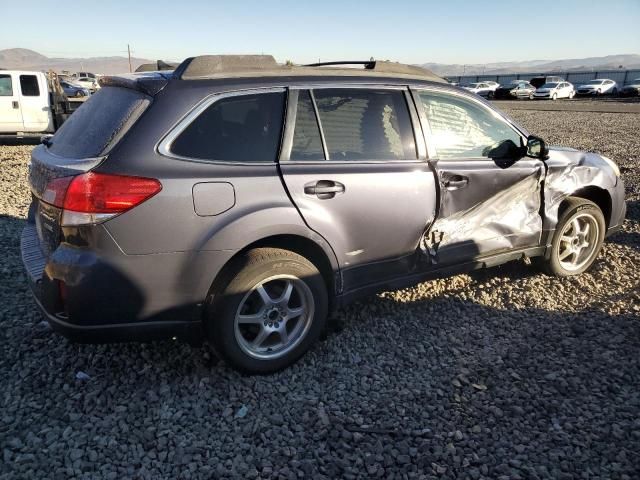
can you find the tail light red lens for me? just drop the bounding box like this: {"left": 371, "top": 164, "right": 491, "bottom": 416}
{"left": 44, "top": 172, "right": 162, "bottom": 214}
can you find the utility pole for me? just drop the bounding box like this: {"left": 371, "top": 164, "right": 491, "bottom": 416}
{"left": 127, "top": 44, "right": 132, "bottom": 73}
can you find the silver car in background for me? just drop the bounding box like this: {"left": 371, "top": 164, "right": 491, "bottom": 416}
{"left": 576, "top": 79, "right": 618, "bottom": 96}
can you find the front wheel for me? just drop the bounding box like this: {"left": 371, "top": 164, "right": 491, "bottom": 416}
{"left": 206, "top": 248, "right": 328, "bottom": 373}
{"left": 552, "top": 93, "right": 558, "bottom": 101}
{"left": 535, "top": 198, "right": 605, "bottom": 277}
{"left": 528, "top": 93, "right": 534, "bottom": 100}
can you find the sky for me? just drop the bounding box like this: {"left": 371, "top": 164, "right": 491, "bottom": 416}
{"left": 2, "top": 0, "right": 639, "bottom": 65}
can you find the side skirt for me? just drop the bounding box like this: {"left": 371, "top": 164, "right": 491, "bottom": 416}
{"left": 335, "top": 246, "right": 546, "bottom": 308}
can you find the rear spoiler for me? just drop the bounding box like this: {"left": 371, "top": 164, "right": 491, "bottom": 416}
{"left": 99, "top": 72, "right": 172, "bottom": 96}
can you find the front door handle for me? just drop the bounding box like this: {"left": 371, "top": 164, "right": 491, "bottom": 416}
{"left": 12, "top": 101, "right": 19, "bottom": 109}
{"left": 444, "top": 175, "right": 469, "bottom": 190}
{"left": 304, "top": 180, "right": 345, "bottom": 199}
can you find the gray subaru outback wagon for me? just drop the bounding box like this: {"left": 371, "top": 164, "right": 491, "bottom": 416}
{"left": 22, "top": 55, "right": 626, "bottom": 373}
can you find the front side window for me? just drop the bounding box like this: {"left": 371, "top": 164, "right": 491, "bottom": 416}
{"left": 419, "top": 91, "right": 522, "bottom": 159}
{"left": 19, "top": 75, "right": 40, "bottom": 96}
{"left": 0, "top": 75, "right": 12, "bottom": 96}
{"left": 313, "top": 88, "right": 416, "bottom": 161}
{"left": 170, "top": 91, "right": 285, "bottom": 162}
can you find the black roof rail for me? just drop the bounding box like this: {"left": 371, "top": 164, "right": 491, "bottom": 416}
{"left": 304, "top": 60, "right": 376, "bottom": 69}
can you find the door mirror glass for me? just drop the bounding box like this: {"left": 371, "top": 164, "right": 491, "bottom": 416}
{"left": 526, "top": 135, "right": 548, "bottom": 159}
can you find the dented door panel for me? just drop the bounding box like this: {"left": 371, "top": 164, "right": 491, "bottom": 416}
{"left": 427, "top": 158, "right": 545, "bottom": 264}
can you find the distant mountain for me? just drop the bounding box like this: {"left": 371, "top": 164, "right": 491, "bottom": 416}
{"left": 0, "top": 48, "right": 161, "bottom": 75}
{"left": 419, "top": 54, "right": 640, "bottom": 77}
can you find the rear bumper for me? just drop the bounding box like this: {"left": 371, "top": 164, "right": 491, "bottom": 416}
{"left": 20, "top": 223, "right": 233, "bottom": 344}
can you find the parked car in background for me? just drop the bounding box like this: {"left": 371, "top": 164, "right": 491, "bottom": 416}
{"left": 60, "top": 80, "right": 90, "bottom": 98}
{"left": 21, "top": 55, "right": 626, "bottom": 373}
{"left": 533, "top": 81, "right": 575, "bottom": 100}
{"left": 74, "top": 77, "right": 100, "bottom": 93}
{"left": 462, "top": 82, "right": 496, "bottom": 98}
{"left": 494, "top": 80, "right": 536, "bottom": 99}
{"left": 73, "top": 72, "right": 97, "bottom": 79}
{"left": 0, "top": 71, "right": 55, "bottom": 135}
{"left": 483, "top": 81, "right": 500, "bottom": 90}
{"left": 620, "top": 78, "right": 640, "bottom": 97}
{"left": 529, "top": 76, "right": 564, "bottom": 89}
{"left": 576, "top": 79, "right": 618, "bottom": 96}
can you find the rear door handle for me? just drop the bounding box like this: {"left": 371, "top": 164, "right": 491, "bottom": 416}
{"left": 444, "top": 175, "right": 469, "bottom": 190}
{"left": 304, "top": 180, "right": 345, "bottom": 199}
{"left": 12, "top": 101, "right": 19, "bottom": 109}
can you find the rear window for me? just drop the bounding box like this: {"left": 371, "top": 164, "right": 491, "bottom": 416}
{"left": 48, "top": 86, "right": 151, "bottom": 159}
{"left": 170, "top": 92, "right": 286, "bottom": 162}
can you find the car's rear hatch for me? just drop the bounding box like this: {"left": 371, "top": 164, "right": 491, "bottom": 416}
{"left": 28, "top": 82, "right": 157, "bottom": 262}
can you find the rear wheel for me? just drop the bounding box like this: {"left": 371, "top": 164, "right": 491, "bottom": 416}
{"left": 535, "top": 198, "right": 605, "bottom": 277}
{"left": 206, "top": 248, "right": 328, "bottom": 373}
{"left": 612, "top": 88, "right": 618, "bottom": 96}
{"left": 528, "top": 92, "right": 534, "bottom": 100}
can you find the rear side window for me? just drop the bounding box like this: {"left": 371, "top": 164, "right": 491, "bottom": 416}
{"left": 313, "top": 89, "right": 416, "bottom": 161}
{"left": 291, "top": 91, "right": 325, "bottom": 161}
{"left": 20, "top": 75, "right": 40, "bottom": 96}
{"left": 170, "top": 92, "right": 286, "bottom": 162}
{"left": 0, "top": 75, "right": 12, "bottom": 96}
{"left": 48, "top": 86, "right": 151, "bottom": 158}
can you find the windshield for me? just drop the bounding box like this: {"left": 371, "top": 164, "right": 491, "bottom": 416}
{"left": 541, "top": 83, "right": 559, "bottom": 88}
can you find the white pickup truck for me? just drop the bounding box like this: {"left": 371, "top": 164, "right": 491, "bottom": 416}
{"left": 0, "top": 70, "right": 76, "bottom": 138}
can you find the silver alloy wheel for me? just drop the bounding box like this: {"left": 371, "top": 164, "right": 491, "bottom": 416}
{"left": 557, "top": 213, "right": 600, "bottom": 272}
{"left": 234, "top": 274, "right": 315, "bottom": 360}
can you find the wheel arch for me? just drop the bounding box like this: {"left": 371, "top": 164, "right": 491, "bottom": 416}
{"left": 562, "top": 186, "right": 612, "bottom": 227}
{"left": 206, "top": 234, "right": 339, "bottom": 313}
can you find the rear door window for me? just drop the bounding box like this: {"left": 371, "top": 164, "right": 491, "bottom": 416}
{"left": 170, "top": 91, "right": 286, "bottom": 162}
{"left": 312, "top": 88, "right": 416, "bottom": 161}
{"left": 290, "top": 91, "right": 325, "bottom": 161}
{"left": 48, "top": 86, "right": 151, "bottom": 158}
{"left": 20, "top": 75, "right": 40, "bottom": 96}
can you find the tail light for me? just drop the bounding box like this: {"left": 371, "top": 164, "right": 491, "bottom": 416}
{"left": 43, "top": 172, "right": 162, "bottom": 226}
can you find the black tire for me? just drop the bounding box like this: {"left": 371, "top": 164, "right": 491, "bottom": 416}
{"left": 206, "top": 248, "right": 328, "bottom": 373}
{"left": 487, "top": 91, "right": 494, "bottom": 100}
{"left": 612, "top": 88, "right": 618, "bottom": 97}
{"left": 534, "top": 198, "right": 605, "bottom": 277}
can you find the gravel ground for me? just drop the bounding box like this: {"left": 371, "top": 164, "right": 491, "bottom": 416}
{"left": 1, "top": 107, "right": 639, "bottom": 479}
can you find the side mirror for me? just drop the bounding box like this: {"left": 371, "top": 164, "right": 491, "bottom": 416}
{"left": 527, "top": 135, "right": 548, "bottom": 159}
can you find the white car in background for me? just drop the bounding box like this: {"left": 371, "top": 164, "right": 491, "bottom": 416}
{"left": 461, "top": 82, "right": 496, "bottom": 98}
{"left": 576, "top": 79, "right": 618, "bottom": 96}
{"left": 73, "top": 76, "right": 100, "bottom": 93}
{"left": 533, "top": 81, "right": 575, "bottom": 100}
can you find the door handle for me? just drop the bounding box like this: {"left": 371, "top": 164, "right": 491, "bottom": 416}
{"left": 304, "top": 180, "right": 345, "bottom": 199}
{"left": 444, "top": 175, "right": 469, "bottom": 190}
{"left": 12, "top": 101, "right": 19, "bottom": 109}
